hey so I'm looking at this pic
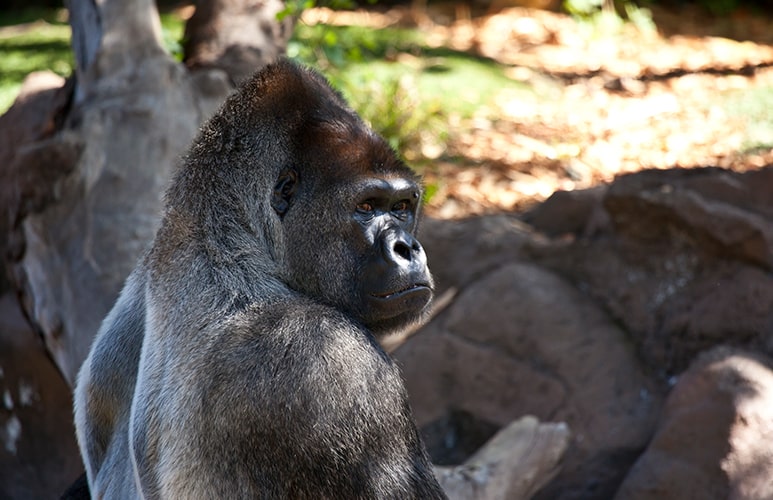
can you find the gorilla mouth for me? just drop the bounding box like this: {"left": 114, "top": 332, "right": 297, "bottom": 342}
{"left": 371, "top": 284, "right": 431, "bottom": 300}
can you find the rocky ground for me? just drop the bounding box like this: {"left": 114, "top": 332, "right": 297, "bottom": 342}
{"left": 398, "top": 164, "right": 773, "bottom": 499}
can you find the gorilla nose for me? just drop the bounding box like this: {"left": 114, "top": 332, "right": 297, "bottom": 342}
{"left": 384, "top": 231, "right": 424, "bottom": 265}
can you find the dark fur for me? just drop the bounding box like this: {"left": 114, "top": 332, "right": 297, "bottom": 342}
{"left": 74, "top": 59, "right": 445, "bottom": 498}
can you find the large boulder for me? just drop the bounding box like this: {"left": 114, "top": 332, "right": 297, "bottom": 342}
{"left": 530, "top": 167, "right": 773, "bottom": 376}
{"left": 400, "top": 165, "right": 773, "bottom": 498}
{"left": 615, "top": 347, "right": 773, "bottom": 499}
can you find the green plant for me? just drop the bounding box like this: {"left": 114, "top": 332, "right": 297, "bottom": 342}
{"left": 723, "top": 85, "right": 773, "bottom": 152}
{"left": 624, "top": 1, "right": 656, "bottom": 34}
{"left": 278, "top": 0, "right": 375, "bottom": 22}
{"left": 563, "top": 0, "right": 605, "bottom": 17}
{"left": 288, "top": 23, "right": 421, "bottom": 69}
{"left": 159, "top": 11, "right": 186, "bottom": 61}
{"left": 563, "top": 0, "right": 655, "bottom": 36}
{"left": 338, "top": 72, "right": 448, "bottom": 166}
{"left": 698, "top": 0, "right": 739, "bottom": 15}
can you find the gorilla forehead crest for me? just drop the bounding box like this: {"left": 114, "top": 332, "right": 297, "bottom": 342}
{"left": 238, "top": 59, "right": 414, "bottom": 180}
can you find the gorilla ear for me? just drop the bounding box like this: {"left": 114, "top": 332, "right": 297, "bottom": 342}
{"left": 272, "top": 168, "right": 299, "bottom": 217}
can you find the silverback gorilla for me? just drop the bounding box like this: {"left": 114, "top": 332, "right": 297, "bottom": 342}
{"left": 73, "top": 59, "right": 446, "bottom": 499}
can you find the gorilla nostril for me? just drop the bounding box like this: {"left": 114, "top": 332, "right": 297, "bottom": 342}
{"left": 393, "top": 240, "right": 412, "bottom": 262}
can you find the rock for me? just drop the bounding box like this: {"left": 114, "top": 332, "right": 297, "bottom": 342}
{"left": 604, "top": 167, "right": 773, "bottom": 269}
{"left": 521, "top": 186, "right": 608, "bottom": 238}
{"left": 420, "top": 214, "right": 536, "bottom": 294}
{"left": 615, "top": 346, "right": 773, "bottom": 499}
{"left": 408, "top": 167, "right": 773, "bottom": 496}
{"left": 436, "top": 415, "right": 571, "bottom": 500}
{"left": 396, "top": 259, "right": 662, "bottom": 498}
{"left": 0, "top": 293, "right": 82, "bottom": 499}
{"left": 530, "top": 166, "right": 773, "bottom": 375}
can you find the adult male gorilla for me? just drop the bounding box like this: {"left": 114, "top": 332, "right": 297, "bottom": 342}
{"left": 74, "top": 58, "right": 445, "bottom": 498}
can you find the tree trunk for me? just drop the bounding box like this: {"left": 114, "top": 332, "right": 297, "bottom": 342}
{"left": 184, "top": 0, "right": 293, "bottom": 84}
{"left": 2, "top": 0, "right": 290, "bottom": 387}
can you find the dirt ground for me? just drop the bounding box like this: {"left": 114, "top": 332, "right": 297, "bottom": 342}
{"left": 304, "top": 4, "right": 773, "bottom": 219}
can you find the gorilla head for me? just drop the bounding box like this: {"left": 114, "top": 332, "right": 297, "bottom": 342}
{"left": 278, "top": 111, "right": 433, "bottom": 334}
{"left": 174, "top": 59, "right": 434, "bottom": 335}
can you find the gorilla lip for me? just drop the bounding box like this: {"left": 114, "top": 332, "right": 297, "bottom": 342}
{"left": 370, "top": 283, "right": 431, "bottom": 300}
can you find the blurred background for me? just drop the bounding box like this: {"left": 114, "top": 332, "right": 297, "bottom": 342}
{"left": 2, "top": 0, "right": 773, "bottom": 498}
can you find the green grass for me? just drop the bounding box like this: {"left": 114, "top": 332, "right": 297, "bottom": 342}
{"left": 0, "top": 14, "right": 72, "bottom": 112}
{"left": 0, "top": 7, "right": 67, "bottom": 27}
{"left": 0, "top": 8, "right": 531, "bottom": 119}
{"left": 289, "top": 23, "right": 533, "bottom": 119}
{"left": 288, "top": 22, "right": 535, "bottom": 164}
{"left": 0, "top": 8, "right": 186, "bottom": 112}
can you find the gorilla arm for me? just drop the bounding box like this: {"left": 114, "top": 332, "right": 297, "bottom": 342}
{"left": 73, "top": 269, "right": 147, "bottom": 499}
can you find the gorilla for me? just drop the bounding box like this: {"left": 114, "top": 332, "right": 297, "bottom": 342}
{"left": 73, "top": 58, "right": 446, "bottom": 499}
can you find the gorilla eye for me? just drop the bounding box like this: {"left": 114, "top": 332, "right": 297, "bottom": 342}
{"left": 356, "top": 201, "right": 375, "bottom": 213}
{"left": 392, "top": 200, "right": 411, "bottom": 213}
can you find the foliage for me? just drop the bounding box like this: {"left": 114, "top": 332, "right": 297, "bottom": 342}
{"left": 288, "top": 23, "right": 422, "bottom": 70}
{"left": 287, "top": 23, "right": 447, "bottom": 166}
{"left": 159, "top": 11, "right": 185, "bottom": 61}
{"left": 563, "top": 0, "right": 655, "bottom": 36}
{"left": 342, "top": 72, "right": 448, "bottom": 163}
{"left": 564, "top": 0, "right": 744, "bottom": 23}
{"left": 0, "top": 7, "right": 64, "bottom": 27}
{"left": 563, "top": 0, "right": 605, "bottom": 17}
{"left": 696, "top": 0, "right": 740, "bottom": 15}
{"left": 278, "top": 0, "right": 368, "bottom": 21}
{"left": 0, "top": 5, "right": 535, "bottom": 175}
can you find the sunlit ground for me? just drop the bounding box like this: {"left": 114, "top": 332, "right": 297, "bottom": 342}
{"left": 301, "top": 5, "right": 773, "bottom": 218}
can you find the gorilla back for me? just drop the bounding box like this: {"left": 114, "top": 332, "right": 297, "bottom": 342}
{"left": 73, "top": 59, "right": 445, "bottom": 499}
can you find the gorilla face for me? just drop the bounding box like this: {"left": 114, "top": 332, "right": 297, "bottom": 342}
{"left": 273, "top": 122, "right": 434, "bottom": 336}
{"left": 349, "top": 175, "right": 434, "bottom": 332}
